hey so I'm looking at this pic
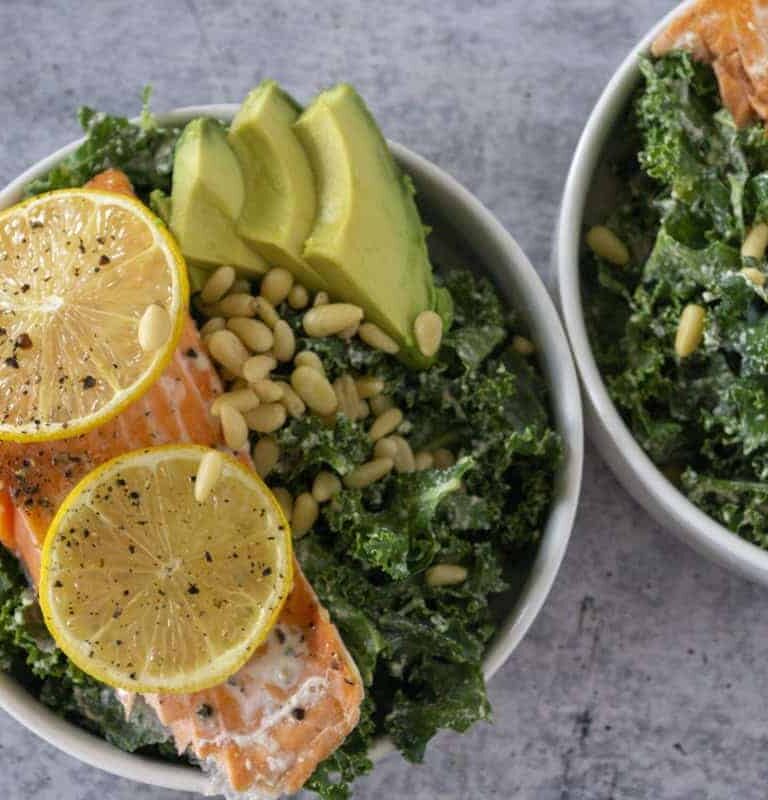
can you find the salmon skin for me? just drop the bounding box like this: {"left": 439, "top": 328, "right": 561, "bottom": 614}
{"left": 0, "top": 171, "right": 363, "bottom": 797}
{"left": 653, "top": 0, "right": 768, "bottom": 126}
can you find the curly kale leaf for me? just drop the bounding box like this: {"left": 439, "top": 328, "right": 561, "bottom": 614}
{"left": 385, "top": 662, "right": 491, "bottom": 762}
{"left": 325, "top": 459, "right": 473, "bottom": 579}
{"left": 26, "top": 88, "right": 180, "bottom": 199}
{"left": 682, "top": 470, "right": 768, "bottom": 549}
{"left": 275, "top": 414, "right": 370, "bottom": 481}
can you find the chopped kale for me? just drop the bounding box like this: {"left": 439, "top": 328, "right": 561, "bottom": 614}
{"left": 584, "top": 51, "right": 768, "bottom": 549}
{"left": 25, "top": 88, "right": 180, "bottom": 200}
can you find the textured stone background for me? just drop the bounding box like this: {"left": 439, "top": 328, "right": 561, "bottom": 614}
{"left": 2, "top": 1, "right": 766, "bottom": 798}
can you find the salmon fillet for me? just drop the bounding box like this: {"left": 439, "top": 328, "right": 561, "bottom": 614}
{"left": 652, "top": 0, "right": 768, "bottom": 126}
{"left": 0, "top": 175, "right": 363, "bottom": 797}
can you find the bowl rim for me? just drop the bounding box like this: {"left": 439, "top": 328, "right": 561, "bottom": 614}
{"left": 0, "top": 104, "right": 583, "bottom": 793}
{"left": 556, "top": 0, "right": 768, "bottom": 585}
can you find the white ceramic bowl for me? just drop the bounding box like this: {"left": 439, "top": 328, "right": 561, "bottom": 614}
{"left": 556, "top": 1, "right": 768, "bottom": 585}
{"left": 0, "top": 105, "right": 583, "bottom": 794}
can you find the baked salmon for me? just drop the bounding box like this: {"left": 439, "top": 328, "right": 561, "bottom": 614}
{"left": 0, "top": 171, "right": 363, "bottom": 797}
{"left": 652, "top": 0, "right": 768, "bottom": 126}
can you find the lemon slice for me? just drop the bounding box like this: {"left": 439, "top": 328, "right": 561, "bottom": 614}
{"left": 0, "top": 189, "right": 188, "bottom": 442}
{"left": 39, "top": 445, "right": 293, "bottom": 693}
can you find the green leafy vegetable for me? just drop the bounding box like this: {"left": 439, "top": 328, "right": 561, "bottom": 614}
{"left": 26, "top": 88, "right": 180, "bottom": 199}
{"left": 283, "top": 271, "right": 559, "bottom": 794}
{"left": 585, "top": 51, "right": 768, "bottom": 550}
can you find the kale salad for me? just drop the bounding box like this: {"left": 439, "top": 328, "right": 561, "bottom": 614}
{"left": 583, "top": 52, "right": 768, "bottom": 548}
{"left": 0, "top": 96, "right": 561, "bottom": 799}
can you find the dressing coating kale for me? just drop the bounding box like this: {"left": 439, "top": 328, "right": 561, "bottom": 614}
{"left": 585, "top": 52, "right": 768, "bottom": 547}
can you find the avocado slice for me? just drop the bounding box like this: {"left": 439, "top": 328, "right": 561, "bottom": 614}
{"left": 229, "top": 81, "right": 326, "bottom": 291}
{"left": 294, "top": 85, "right": 441, "bottom": 367}
{"left": 170, "top": 118, "right": 267, "bottom": 277}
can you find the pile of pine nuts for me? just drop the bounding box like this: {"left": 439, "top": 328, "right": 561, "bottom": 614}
{"left": 198, "top": 264, "right": 459, "bottom": 546}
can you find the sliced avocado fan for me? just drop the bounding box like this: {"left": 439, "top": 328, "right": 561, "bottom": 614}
{"left": 294, "top": 84, "right": 447, "bottom": 368}
{"left": 229, "top": 80, "right": 326, "bottom": 292}
{"left": 169, "top": 118, "right": 266, "bottom": 277}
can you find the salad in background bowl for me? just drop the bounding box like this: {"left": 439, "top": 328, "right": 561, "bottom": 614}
{"left": 558, "top": 0, "right": 768, "bottom": 583}
{"left": 0, "top": 83, "right": 582, "bottom": 797}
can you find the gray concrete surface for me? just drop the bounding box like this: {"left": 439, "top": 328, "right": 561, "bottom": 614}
{"left": 1, "top": 1, "right": 764, "bottom": 798}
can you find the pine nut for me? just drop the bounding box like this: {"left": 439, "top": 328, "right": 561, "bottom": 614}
{"left": 303, "top": 304, "right": 364, "bottom": 337}
{"left": 220, "top": 404, "right": 249, "bottom": 450}
{"left": 313, "top": 291, "right": 329, "bottom": 307}
{"left": 373, "top": 437, "right": 398, "bottom": 460}
{"left": 226, "top": 317, "right": 274, "bottom": 352}
{"left": 433, "top": 448, "right": 455, "bottom": 469}
{"left": 200, "top": 265, "right": 236, "bottom": 305}
{"left": 389, "top": 435, "right": 415, "bottom": 473}
{"left": 245, "top": 403, "right": 287, "bottom": 433}
{"left": 357, "top": 399, "right": 371, "bottom": 419}
{"left": 194, "top": 449, "right": 224, "bottom": 503}
{"left": 210, "top": 388, "right": 260, "bottom": 417}
{"left": 276, "top": 382, "right": 306, "bottom": 418}
{"left": 312, "top": 471, "right": 342, "bottom": 503}
{"left": 251, "top": 379, "right": 284, "bottom": 403}
{"left": 215, "top": 293, "right": 258, "bottom": 318}
{"left": 343, "top": 457, "right": 394, "bottom": 489}
{"left": 208, "top": 330, "right": 250, "bottom": 376}
{"left": 358, "top": 322, "right": 399, "bottom": 354}
{"left": 742, "top": 223, "right": 768, "bottom": 260}
{"left": 243, "top": 354, "right": 277, "bottom": 383}
{"left": 138, "top": 303, "right": 171, "bottom": 352}
{"left": 586, "top": 225, "right": 630, "bottom": 266}
{"left": 273, "top": 487, "right": 293, "bottom": 521}
{"left": 272, "top": 320, "right": 296, "bottom": 362}
{"left": 368, "top": 407, "right": 403, "bottom": 441}
{"left": 675, "top": 304, "right": 705, "bottom": 358}
{"left": 425, "top": 564, "right": 467, "bottom": 587}
{"left": 369, "top": 395, "right": 394, "bottom": 416}
{"left": 334, "top": 374, "right": 360, "bottom": 419}
{"left": 742, "top": 267, "right": 766, "bottom": 286}
{"left": 229, "top": 278, "right": 251, "bottom": 295}
{"left": 260, "top": 267, "right": 294, "bottom": 306}
{"left": 200, "top": 317, "right": 226, "bottom": 337}
{"left": 253, "top": 296, "right": 280, "bottom": 329}
{"left": 292, "top": 492, "right": 319, "bottom": 539}
{"left": 413, "top": 311, "right": 442, "bottom": 358}
{"left": 512, "top": 335, "right": 535, "bottom": 355}
{"left": 295, "top": 350, "right": 325, "bottom": 374}
{"left": 288, "top": 284, "right": 310, "bottom": 310}
{"left": 414, "top": 450, "right": 434, "bottom": 470}
{"left": 291, "top": 366, "right": 339, "bottom": 415}
{"left": 252, "top": 436, "right": 280, "bottom": 478}
{"left": 355, "top": 376, "right": 384, "bottom": 399}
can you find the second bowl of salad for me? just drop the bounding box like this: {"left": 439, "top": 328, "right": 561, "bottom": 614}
{"left": 558, "top": 0, "right": 768, "bottom": 583}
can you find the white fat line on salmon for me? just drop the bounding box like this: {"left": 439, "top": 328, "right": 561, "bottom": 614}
{"left": 157, "top": 373, "right": 191, "bottom": 440}
{"left": 206, "top": 676, "right": 329, "bottom": 749}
